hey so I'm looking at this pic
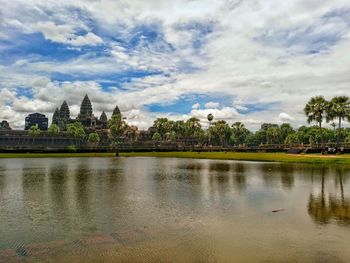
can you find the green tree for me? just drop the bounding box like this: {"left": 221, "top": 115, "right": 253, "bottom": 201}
{"left": 108, "top": 114, "right": 127, "bottom": 142}
{"left": 48, "top": 124, "right": 60, "bottom": 136}
{"left": 326, "top": 96, "right": 350, "bottom": 147}
{"left": 244, "top": 132, "right": 260, "bottom": 146}
{"left": 285, "top": 133, "right": 300, "bottom": 144}
{"left": 152, "top": 132, "right": 161, "bottom": 141}
{"left": 266, "top": 126, "right": 281, "bottom": 144}
{"left": 258, "top": 123, "right": 279, "bottom": 144}
{"left": 304, "top": 96, "right": 328, "bottom": 146}
{"left": 231, "top": 122, "right": 249, "bottom": 145}
{"left": 280, "top": 123, "right": 294, "bottom": 143}
{"left": 173, "top": 120, "right": 186, "bottom": 138}
{"left": 165, "top": 131, "right": 177, "bottom": 141}
{"left": 66, "top": 122, "right": 85, "bottom": 147}
{"left": 185, "top": 117, "right": 202, "bottom": 137}
{"left": 88, "top": 132, "right": 100, "bottom": 146}
{"left": 28, "top": 125, "right": 41, "bottom": 137}
{"left": 153, "top": 118, "right": 173, "bottom": 139}
{"left": 208, "top": 120, "right": 232, "bottom": 146}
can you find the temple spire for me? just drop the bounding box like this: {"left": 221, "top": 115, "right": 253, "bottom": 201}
{"left": 59, "top": 101, "right": 70, "bottom": 120}
{"left": 100, "top": 111, "right": 107, "bottom": 122}
{"left": 112, "top": 105, "right": 121, "bottom": 116}
{"left": 80, "top": 94, "right": 93, "bottom": 116}
{"left": 52, "top": 107, "right": 59, "bottom": 125}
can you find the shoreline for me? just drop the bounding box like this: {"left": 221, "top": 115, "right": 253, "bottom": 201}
{"left": 1, "top": 152, "right": 350, "bottom": 164}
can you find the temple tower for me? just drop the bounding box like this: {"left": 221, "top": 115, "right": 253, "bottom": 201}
{"left": 78, "top": 94, "right": 96, "bottom": 128}
{"left": 112, "top": 105, "right": 121, "bottom": 116}
{"left": 80, "top": 94, "right": 93, "bottom": 117}
{"left": 60, "top": 101, "right": 70, "bottom": 120}
{"left": 58, "top": 101, "right": 70, "bottom": 130}
{"left": 52, "top": 108, "right": 59, "bottom": 126}
{"left": 100, "top": 111, "right": 107, "bottom": 122}
{"left": 99, "top": 111, "right": 108, "bottom": 129}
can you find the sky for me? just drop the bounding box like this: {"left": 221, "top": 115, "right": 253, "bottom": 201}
{"left": 1, "top": 0, "right": 350, "bottom": 130}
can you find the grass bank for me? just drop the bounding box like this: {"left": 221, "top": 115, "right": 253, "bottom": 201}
{"left": 1, "top": 152, "right": 350, "bottom": 164}
{"left": 121, "top": 152, "right": 350, "bottom": 164}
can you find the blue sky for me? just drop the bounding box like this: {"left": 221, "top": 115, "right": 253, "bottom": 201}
{"left": 1, "top": 0, "right": 350, "bottom": 129}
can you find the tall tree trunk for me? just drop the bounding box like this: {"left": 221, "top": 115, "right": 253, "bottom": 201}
{"left": 337, "top": 117, "right": 341, "bottom": 148}
{"left": 319, "top": 122, "right": 324, "bottom": 149}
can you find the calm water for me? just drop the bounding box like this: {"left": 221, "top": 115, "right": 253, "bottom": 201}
{"left": 0, "top": 157, "right": 350, "bottom": 262}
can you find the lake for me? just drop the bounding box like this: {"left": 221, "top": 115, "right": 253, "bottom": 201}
{"left": 0, "top": 157, "right": 349, "bottom": 262}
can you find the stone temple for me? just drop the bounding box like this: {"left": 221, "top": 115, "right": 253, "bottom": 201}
{"left": 25, "top": 113, "right": 48, "bottom": 131}
{"left": 52, "top": 94, "right": 120, "bottom": 131}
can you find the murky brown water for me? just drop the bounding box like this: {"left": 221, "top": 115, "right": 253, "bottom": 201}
{"left": 0, "top": 157, "right": 350, "bottom": 262}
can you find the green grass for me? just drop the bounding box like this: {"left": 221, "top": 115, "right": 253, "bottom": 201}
{"left": 120, "top": 152, "right": 350, "bottom": 164}
{"left": 1, "top": 151, "right": 350, "bottom": 164}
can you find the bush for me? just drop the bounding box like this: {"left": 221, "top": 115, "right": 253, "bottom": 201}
{"left": 67, "top": 145, "right": 77, "bottom": 152}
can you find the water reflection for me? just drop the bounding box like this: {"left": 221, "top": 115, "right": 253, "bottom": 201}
{"left": 280, "top": 165, "right": 295, "bottom": 189}
{"left": 21, "top": 166, "right": 47, "bottom": 227}
{"left": 74, "top": 163, "right": 91, "bottom": 215}
{"left": 49, "top": 164, "right": 68, "bottom": 211}
{"left": 209, "top": 163, "right": 230, "bottom": 185}
{"left": 259, "top": 163, "right": 295, "bottom": 189}
{"left": 308, "top": 167, "right": 350, "bottom": 226}
{"left": 232, "top": 163, "right": 247, "bottom": 191}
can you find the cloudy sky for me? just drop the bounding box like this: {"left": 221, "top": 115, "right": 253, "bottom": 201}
{"left": 1, "top": 0, "right": 350, "bottom": 130}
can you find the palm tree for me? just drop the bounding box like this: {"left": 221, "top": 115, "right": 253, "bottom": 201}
{"left": 266, "top": 127, "right": 280, "bottom": 144}
{"left": 304, "top": 96, "right": 328, "bottom": 147}
{"left": 326, "top": 96, "right": 350, "bottom": 147}
{"left": 208, "top": 120, "right": 231, "bottom": 146}
{"left": 207, "top": 113, "right": 214, "bottom": 126}
{"left": 232, "top": 122, "right": 244, "bottom": 134}
{"left": 153, "top": 118, "right": 170, "bottom": 139}
{"left": 185, "top": 117, "right": 202, "bottom": 137}
{"left": 331, "top": 122, "right": 336, "bottom": 131}
{"left": 231, "top": 122, "right": 245, "bottom": 145}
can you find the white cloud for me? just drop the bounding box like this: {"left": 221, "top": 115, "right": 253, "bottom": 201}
{"left": 204, "top": 102, "right": 220, "bottom": 109}
{"left": 70, "top": 32, "right": 103, "bottom": 46}
{"left": 278, "top": 112, "right": 294, "bottom": 122}
{"left": 1, "top": 0, "right": 350, "bottom": 130}
{"left": 192, "top": 102, "right": 200, "bottom": 109}
{"left": 34, "top": 22, "right": 103, "bottom": 46}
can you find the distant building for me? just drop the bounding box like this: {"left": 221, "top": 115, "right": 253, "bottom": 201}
{"left": 51, "top": 94, "right": 120, "bottom": 132}
{"left": 25, "top": 113, "right": 48, "bottom": 131}
{"left": 58, "top": 101, "right": 71, "bottom": 131}
{"left": 0, "top": 120, "right": 11, "bottom": 130}
{"left": 99, "top": 111, "right": 108, "bottom": 129}
{"left": 113, "top": 105, "right": 121, "bottom": 116}
{"left": 78, "top": 94, "right": 97, "bottom": 128}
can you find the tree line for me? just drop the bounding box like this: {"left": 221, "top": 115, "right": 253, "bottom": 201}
{"left": 28, "top": 95, "right": 350, "bottom": 148}
{"left": 150, "top": 117, "right": 350, "bottom": 147}
{"left": 150, "top": 95, "right": 350, "bottom": 147}
{"left": 304, "top": 96, "right": 350, "bottom": 147}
